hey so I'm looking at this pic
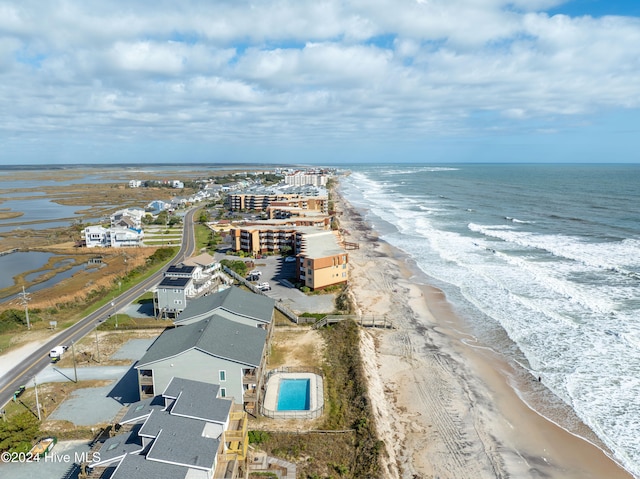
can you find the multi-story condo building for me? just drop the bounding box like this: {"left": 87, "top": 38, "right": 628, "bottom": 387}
{"left": 295, "top": 229, "right": 349, "bottom": 290}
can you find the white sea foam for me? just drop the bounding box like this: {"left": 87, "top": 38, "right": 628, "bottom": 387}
{"left": 375, "top": 166, "right": 460, "bottom": 175}
{"left": 341, "top": 171, "right": 640, "bottom": 477}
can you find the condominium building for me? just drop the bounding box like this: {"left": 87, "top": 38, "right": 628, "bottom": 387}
{"left": 228, "top": 190, "right": 328, "bottom": 213}
{"left": 295, "top": 229, "right": 348, "bottom": 290}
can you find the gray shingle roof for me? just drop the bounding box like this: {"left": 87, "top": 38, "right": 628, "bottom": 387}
{"left": 119, "top": 395, "right": 166, "bottom": 425}
{"left": 163, "top": 378, "right": 232, "bottom": 424}
{"left": 136, "top": 314, "right": 266, "bottom": 368}
{"left": 139, "top": 410, "right": 219, "bottom": 469}
{"left": 174, "top": 286, "right": 275, "bottom": 325}
{"left": 90, "top": 425, "right": 143, "bottom": 467}
{"left": 110, "top": 453, "right": 189, "bottom": 479}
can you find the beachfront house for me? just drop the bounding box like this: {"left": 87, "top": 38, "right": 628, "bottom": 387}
{"left": 135, "top": 314, "right": 268, "bottom": 414}
{"left": 172, "top": 286, "right": 275, "bottom": 334}
{"left": 88, "top": 377, "right": 248, "bottom": 479}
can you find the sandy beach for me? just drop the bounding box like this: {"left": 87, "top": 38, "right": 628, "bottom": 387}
{"left": 335, "top": 189, "right": 634, "bottom": 479}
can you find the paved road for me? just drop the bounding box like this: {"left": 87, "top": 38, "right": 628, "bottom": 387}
{"left": 0, "top": 207, "right": 199, "bottom": 408}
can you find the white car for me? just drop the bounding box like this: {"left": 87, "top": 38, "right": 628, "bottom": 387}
{"left": 257, "top": 282, "right": 271, "bottom": 291}
{"left": 250, "top": 270, "right": 262, "bottom": 276}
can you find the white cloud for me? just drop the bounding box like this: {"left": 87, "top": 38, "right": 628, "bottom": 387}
{"left": 0, "top": 0, "right": 639, "bottom": 157}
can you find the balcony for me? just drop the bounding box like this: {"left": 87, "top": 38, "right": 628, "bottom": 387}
{"left": 139, "top": 376, "right": 153, "bottom": 386}
{"left": 243, "top": 370, "right": 257, "bottom": 384}
{"left": 243, "top": 388, "right": 257, "bottom": 402}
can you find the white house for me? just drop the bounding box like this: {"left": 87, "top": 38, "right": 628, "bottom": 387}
{"left": 84, "top": 225, "right": 110, "bottom": 248}
{"left": 84, "top": 225, "right": 144, "bottom": 248}
{"left": 110, "top": 226, "right": 144, "bottom": 248}
{"left": 111, "top": 207, "right": 146, "bottom": 229}
{"left": 128, "top": 180, "right": 142, "bottom": 188}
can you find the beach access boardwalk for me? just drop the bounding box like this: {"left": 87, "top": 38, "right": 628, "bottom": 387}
{"left": 311, "top": 314, "right": 395, "bottom": 329}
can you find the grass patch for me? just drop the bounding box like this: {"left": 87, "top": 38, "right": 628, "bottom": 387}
{"left": 253, "top": 320, "right": 383, "bottom": 479}
{"left": 194, "top": 222, "right": 213, "bottom": 252}
{"left": 134, "top": 292, "right": 154, "bottom": 303}
{"left": 97, "top": 315, "right": 170, "bottom": 331}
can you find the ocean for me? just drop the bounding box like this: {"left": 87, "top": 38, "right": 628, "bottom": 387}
{"left": 339, "top": 163, "right": 640, "bottom": 477}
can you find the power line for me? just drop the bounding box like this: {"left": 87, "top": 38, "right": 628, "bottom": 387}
{"left": 18, "top": 286, "right": 31, "bottom": 330}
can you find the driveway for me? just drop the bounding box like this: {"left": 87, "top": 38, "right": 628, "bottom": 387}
{"left": 32, "top": 338, "right": 153, "bottom": 426}
{"left": 215, "top": 253, "right": 336, "bottom": 314}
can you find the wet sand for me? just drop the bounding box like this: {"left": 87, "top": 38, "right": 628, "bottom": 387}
{"left": 335, "top": 188, "right": 634, "bottom": 479}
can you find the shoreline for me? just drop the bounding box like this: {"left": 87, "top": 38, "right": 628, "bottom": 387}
{"left": 335, "top": 187, "right": 634, "bottom": 478}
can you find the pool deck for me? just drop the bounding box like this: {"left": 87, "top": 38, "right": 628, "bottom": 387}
{"left": 263, "top": 372, "right": 324, "bottom": 419}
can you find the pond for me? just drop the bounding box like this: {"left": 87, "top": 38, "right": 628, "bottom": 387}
{"left": 0, "top": 251, "right": 54, "bottom": 290}
{"left": 0, "top": 252, "right": 93, "bottom": 302}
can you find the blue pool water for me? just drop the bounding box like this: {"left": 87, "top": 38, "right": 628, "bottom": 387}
{"left": 277, "top": 379, "right": 310, "bottom": 411}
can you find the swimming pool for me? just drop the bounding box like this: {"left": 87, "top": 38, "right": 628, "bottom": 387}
{"left": 277, "top": 379, "right": 310, "bottom": 411}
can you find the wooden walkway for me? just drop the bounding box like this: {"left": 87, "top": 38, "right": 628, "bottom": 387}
{"left": 312, "top": 314, "right": 395, "bottom": 329}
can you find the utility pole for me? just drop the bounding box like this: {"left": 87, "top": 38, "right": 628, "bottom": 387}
{"left": 71, "top": 341, "right": 78, "bottom": 383}
{"left": 111, "top": 301, "right": 118, "bottom": 328}
{"left": 18, "top": 286, "right": 31, "bottom": 330}
{"left": 95, "top": 326, "right": 101, "bottom": 363}
{"left": 33, "top": 376, "right": 41, "bottom": 421}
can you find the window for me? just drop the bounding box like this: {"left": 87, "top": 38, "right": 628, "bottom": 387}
{"left": 219, "top": 370, "right": 226, "bottom": 382}
{"left": 220, "top": 388, "right": 226, "bottom": 397}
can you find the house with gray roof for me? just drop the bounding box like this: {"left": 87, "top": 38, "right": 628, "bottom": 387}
{"left": 154, "top": 259, "right": 226, "bottom": 318}
{"left": 89, "top": 377, "right": 248, "bottom": 479}
{"left": 173, "top": 286, "right": 275, "bottom": 332}
{"left": 136, "top": 314, "right": 267, "bottom": 413}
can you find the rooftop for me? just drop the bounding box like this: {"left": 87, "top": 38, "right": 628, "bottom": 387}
{"left": 158, "top": 276, "right": 192, "bottom": 288}
{"left": 299, "top": 230, "right": 345, "bottom": 259}
{"left": 137, "top": 313, "right": 267, "bottom": 368}
{"left": 165, "top": 377, "right": 232, "bottom": 423}
{"left": 175, "top": 286, "right": 274, "bottom": 325}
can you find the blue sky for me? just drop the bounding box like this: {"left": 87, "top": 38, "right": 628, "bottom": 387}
{"left": 1, "top": 0, "right": 639, "bottom": 165}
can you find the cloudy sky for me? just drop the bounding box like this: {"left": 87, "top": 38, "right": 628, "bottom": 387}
{"left": 1, "top": 0, "right": 640, "bottom": 165}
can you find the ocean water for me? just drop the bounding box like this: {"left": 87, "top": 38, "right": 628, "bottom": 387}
{"left": 340, "top": 163, "right": 640, "bottom": 477}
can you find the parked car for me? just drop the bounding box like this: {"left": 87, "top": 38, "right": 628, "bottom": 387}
{"left": 284, "top": 256, "right": 297, "bottom": 262}
{"left": 250, "top": 270, "right": 262, "bottom": 276}
{"left": 257, "top": 282, "right": 271, "bottom": 291}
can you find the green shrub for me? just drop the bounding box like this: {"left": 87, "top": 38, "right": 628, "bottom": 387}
{"left": 248, "top": 430, "right": 270, "bottom": 444}
{"left": 0, "top": 411, "right": 40, "bottom": 453}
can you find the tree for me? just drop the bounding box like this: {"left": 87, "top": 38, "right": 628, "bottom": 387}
{"left": 220, "top": 259, "right": 248, "bottom": 276}
{"left": 0, "top": 411, "right": 40, "bottom": 453}
{"left": 198, "top": 210, "right": 210, "bottom": 223}
{"left": 154, "top": 210, "right": 169, "bottom": 225}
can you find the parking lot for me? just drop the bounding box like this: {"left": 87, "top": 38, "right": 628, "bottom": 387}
{"left": 214, "top": 253, "right": 336, "bottom": 314}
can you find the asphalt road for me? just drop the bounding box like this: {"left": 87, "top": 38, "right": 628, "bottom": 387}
{"left": 0, "top": 207, "right": 199, "bottom": 408}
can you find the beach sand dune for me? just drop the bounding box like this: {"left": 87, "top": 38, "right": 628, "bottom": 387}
{"left": 336, "top": 190, "right": 633, "bottom": 479}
